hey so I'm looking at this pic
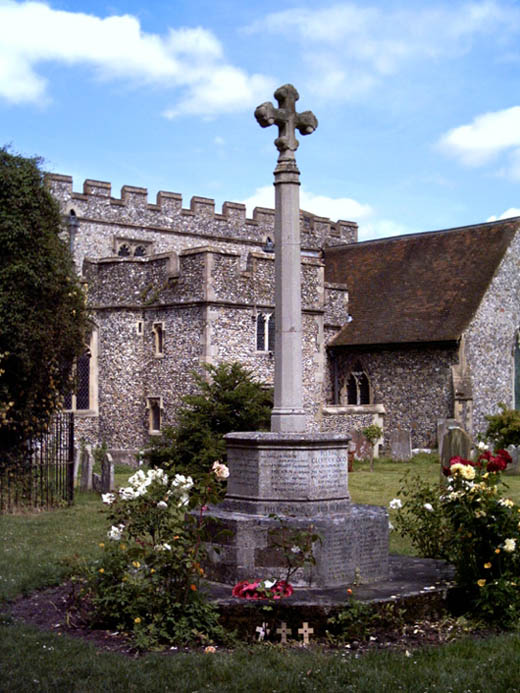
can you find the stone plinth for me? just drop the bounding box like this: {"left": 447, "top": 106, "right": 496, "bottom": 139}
{"left": 205, "top": 432, "right": 389, "bottom": 588}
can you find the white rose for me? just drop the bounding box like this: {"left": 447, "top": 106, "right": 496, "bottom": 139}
{"left": 503, "top": 538, "right": 516, "bottom": 553}
{"left": 389, "top": 498, "right": 402, "bottom": 510}
{"left": 423, "top": 503, "right": 434, "bottom": 512}
{"left": 101, "top": 493, "right": 115, "bottom": 505}
{"left": 212, "top": 461, "right": 230, "bottom": 480}
{"left": 157, "top": 500, "right": 168, "bottom": 509}
{"left": 107, "top": 524, "right": 124, "bottom": 541}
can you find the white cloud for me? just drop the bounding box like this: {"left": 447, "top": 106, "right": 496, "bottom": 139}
{"left": 487, "top": 207, "right": 520, "bottom": 221}
{"left": 438, "top": 106, "right": 520, "bottom": 166}
{"left": 242, "top": 185, "right": 416, "bottom": 241}
{"left": 245, "top": 2, "right": 519, "bottom": 100}
{"left": 358, "top": 218, "right": 417, "bottom": 241}
{"left": 0, "top": 1, "right": 274, "bottom": 116}
{"left": 241, "top": 185, "right": 372, "bottom": 221}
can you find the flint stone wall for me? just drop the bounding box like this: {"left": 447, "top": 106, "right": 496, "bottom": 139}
{"left": 70, "top": 191, "right": 350, "bottom": 457}
{"left": 464, "top": 228, "right": 520, "bottom": 436}
{"left": 325, "top": 347, "right": 458, "bottom": 449}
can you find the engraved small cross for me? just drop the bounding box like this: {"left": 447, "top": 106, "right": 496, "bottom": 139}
{"left": 298, "top": 622, "right": 314, "bottom": 645}
{"left": 276, "top": 621, "right": 292, "bottom": 644}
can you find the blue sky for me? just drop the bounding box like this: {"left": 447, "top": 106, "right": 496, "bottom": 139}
{"left": 3, "top": 0, "right": 520, "bottom": 240}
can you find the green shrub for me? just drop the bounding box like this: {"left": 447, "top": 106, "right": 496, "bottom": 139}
{"left": 391, "top": 472, "right": 450, "bottom": 559}
{"left": 76, "top": 464, "right": 232, "bottom": 649}
{"left": 485, "top": 403, "right": 520, "bottom": 449}
{"left": 392, "top": 452, "right": 520, "bottom": 627}
{"left": 145, "top": 362, "right": 272, "bottom": 476}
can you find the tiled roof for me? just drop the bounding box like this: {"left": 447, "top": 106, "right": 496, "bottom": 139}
{"left": 324, "top": 219, "right": 518, "bottom": 347}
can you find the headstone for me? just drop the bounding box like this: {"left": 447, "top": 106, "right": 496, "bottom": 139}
{"left": 504, "top": 445, "right": 520, "bottom": 475}
{"left": 92, "top": 472, "right": 102, "bottom": 492}
{"left": 389, "top": 429, "right": 412, "bottom": 461}
{"left": 350, "top": 430, "right": 372, "bottom": 461}
{"left": 440, "top": 426, "right": 472, "bottom": 474}
{"left": 437, "top": 418, "right": 459, "bottom": 457}
{"left": 79, "top": 444, "right": 93, "bottom": 491}
{"left": 73, "top": 444, "right": 81, "bottom": 480}
{"left": 101, "top": 452, "right": 115, "bottom": 492}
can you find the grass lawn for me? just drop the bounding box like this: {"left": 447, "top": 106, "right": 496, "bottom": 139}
{"left": 2, "top": 456, "right": 520, "bottom": 692}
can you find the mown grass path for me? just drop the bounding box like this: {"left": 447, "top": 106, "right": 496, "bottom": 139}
{"left": 2, "top": 457, "right": 520, "bottom": 692}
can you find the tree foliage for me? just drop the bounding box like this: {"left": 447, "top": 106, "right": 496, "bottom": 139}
{"left": 0, "top": 148, "right": 87, "bottom": 455}
{"left": 145, "top": 362, "right": 273, "bottom": 475}
{"left": 485, "top": 403, "right": 520, "bottom": 450}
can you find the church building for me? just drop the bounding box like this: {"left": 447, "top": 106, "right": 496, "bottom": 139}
{"left": 47, "top": 173, "right": 520, "bottom": 463}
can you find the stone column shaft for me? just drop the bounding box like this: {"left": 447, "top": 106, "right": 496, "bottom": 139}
{"left": 271, "top": 163, "right": 306, "bottom": 432}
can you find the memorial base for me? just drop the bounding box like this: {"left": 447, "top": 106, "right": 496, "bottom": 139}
{"left": 204, "top": 432, "right": 389, "bottom": 588}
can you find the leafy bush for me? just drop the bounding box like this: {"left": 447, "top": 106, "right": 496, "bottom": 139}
{"left": 76, "top": 464, "right": 232, "bottom": 649}
{"left": 145, "top": 362, "right": 272, "bottom": 476}
{"left": 485, "top": 403, "right": 520, "bottom": 449}
{"left": 391, "top": 473, "right": 451, "bottom": 559}
{"left": 391, "top": 449, "right": 520, "bottom": 627}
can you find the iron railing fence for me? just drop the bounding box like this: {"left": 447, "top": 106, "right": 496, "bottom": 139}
{"left": 0, "top": 412, "right": 74, "bottom": 513}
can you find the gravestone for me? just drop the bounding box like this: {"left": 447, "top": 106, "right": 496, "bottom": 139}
{"left": 79, "top": 444, "right": 93, "bottom": 491}
{"left": 206, "top": 85, "right": 389, "bottom": 588}
{"left": 505, "top": 445, "right": 520, "bottom": 475}
{"left": 440, "top": 426, "right": 472, "bottom": 475}
{"left": 437, "top": 418, "right": 458, "bottom": 457}
{"left": 73, "top": 444, "right": 81, "bottom": 480}
{"left": 92, "top": 472, "right": 102, "bottom": 492}
{"left": 389, "top": 429, "right": 412, "bottom": 461}
{"left": 350, "top": 430, "right": 373, "bottom": 461}
{"left": 101, "top": 452, "right": 115, "bottom": 492}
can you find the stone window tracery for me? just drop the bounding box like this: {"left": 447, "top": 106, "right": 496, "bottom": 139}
{"left": 114, "top": 238, "right": 153, "bottom": 257}
{"left": 256, "top": 312, "right": 275, "bottom": 352}
{"left": 63, "top": 326, "right": 98, "bottom": 413}
{"left": 153, "top": 322, "right": 165, "bottom": 356}
{"left": 345, "top": 361, "right": 371, "bottom": 405}
{"left": 147, "top": 397, "right": 162, "bottom": 434}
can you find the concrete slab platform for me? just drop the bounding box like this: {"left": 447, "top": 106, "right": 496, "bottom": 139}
{"left": 205, "top": 555, "right": 455, "bottom": 638}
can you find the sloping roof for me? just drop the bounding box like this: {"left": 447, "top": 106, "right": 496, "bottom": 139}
{"left": 324, "top": 219, "right": 519, "bottom": 347}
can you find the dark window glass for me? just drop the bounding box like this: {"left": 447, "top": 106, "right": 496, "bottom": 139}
{"left": 256, "top": 314, "right": 266, "bottom": 351}
{"left": 76, "top": 350, "right": 91, "bottom": 409}
{"left": 267, "top": 314, "right": 275, "bottom": 352}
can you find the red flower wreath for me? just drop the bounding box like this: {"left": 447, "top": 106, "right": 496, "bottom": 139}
{"left": 232, "top": 579, "right": 294, "bottom": 600}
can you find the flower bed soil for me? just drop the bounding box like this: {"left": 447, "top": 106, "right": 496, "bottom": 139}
{"left": 5, "top": 582, "right": 495, "bottom": 656}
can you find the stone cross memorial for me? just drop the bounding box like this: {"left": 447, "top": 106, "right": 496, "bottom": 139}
{"left": 255, "top": 84, "right": 317, "bottom": 433}
{"left": 206, "top": 85, "right": 389, "bottom": 589}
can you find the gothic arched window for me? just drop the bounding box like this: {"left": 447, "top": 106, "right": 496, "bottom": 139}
{"left": 346, "top": 361, "right": 371, "bottom": 405}
{"left": 256, "top": 313, "right": 274, "bottom": 352}
{"left": 63, "top": 327, "right": 98, "bottom": 413}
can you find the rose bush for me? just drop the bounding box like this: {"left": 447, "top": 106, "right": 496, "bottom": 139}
{"left": 77, "top": 463, "right": 231, "bottom": 649}
{"left": 393, "top": 448, "right": 520, "bottom": 626}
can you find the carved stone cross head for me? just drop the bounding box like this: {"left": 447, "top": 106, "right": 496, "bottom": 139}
{"left": 255, "top": 84, "right": 318, "bottom": 160}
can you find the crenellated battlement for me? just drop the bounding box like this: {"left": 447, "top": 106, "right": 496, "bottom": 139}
{"left": 45, "top": 174, "right": 357, "bottom": 246}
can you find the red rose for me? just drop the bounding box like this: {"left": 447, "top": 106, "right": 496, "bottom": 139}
{"left": 449, "top": 456, "right": 471, "bottom": 466}
{"left": 486, "top": 456, "right": 507, "bottom": 473}
{"left": 496, "top": 449, "right": 512, "bottom": 465}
